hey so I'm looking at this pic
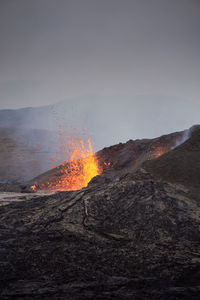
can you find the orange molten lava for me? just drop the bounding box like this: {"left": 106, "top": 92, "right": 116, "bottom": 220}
{"left": 36, "top": 138, "right": 101, "bottom": 192}
{"left": 55, "top": 138, "right": 100, "bottom": 190}
{"left": 30, "top": 112, "right": 104, "bottom": 192}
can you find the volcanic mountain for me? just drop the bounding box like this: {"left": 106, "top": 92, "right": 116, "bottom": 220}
{"left": 28, "top": 127, "right": 187, "bottom": 191}
{"left": 0, "top": 126, "right": 200, "bottom": 299}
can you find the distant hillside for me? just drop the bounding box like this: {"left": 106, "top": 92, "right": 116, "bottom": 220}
{"left": 0, "top": 128, "right": 57, "bottom": 183}
{"left": 0, "top": 98, "right": 109, "bottom": 152}
{"left": 1, "top": 95, "right": 197, "bottom": 151}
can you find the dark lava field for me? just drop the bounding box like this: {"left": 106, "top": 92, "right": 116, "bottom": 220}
{"left": 0, "top": 126, "right": 200, "bottom": 299}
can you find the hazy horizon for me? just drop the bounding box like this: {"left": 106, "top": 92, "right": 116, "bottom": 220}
{"left": 0, "top": 0, "right": 199, "bottom": 147}
{"left": 0, "top": 94, "right": 199, "bottom": 150}
{"left": 0, "top": 0, "right": 199, "bottom": 109}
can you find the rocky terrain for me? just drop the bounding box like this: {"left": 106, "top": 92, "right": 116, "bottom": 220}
{"left": 0, "top": 126, "right": 200, "bottom": 299}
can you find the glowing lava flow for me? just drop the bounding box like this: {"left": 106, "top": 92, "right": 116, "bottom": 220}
{"left": 52, "top": 138, "right": 101, "bottom": 191}
{"left": 148, "top": 144, "right": 169, "bottom": 160}
{"left": 31, "top": 138, "right": 102, "bottom": 192}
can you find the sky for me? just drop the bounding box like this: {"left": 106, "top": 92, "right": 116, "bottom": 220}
{"left": 0, "top": 0, "right": 199, "bottom": 108}
{"left": 0, "top": 0, "right": 200, "bottom": 145}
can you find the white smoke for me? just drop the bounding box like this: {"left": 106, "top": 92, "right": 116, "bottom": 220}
{"left": 173, "top": 125, "right": 200, "bottom": 150}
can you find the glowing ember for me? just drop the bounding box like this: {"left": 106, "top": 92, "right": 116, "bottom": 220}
{"left": 104, "top": 162, "right": 111, "bottom": 167}
{"left": 153, "top": 148, "right": 166, "bottom": 158}
{"left": 30, "top": 185, "right": 36, "bottom": 191}
{"left": 148, "top": 144, "right": 168, "bottom": 159}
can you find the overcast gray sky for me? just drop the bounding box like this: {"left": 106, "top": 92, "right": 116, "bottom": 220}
{"left": 0, "top": 0, "right": 199, "bottom": 110}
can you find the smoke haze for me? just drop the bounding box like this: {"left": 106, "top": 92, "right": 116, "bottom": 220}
{"left": 0, "top": 95, "right": 200, "bottom": 150}
{"left": 0, "top": 0, "right": 199, "bottom": 109}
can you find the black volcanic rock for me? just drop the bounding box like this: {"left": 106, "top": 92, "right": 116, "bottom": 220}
{"left": 0, "top": 128, "right": 200, "bottom": 299}
{"left": 144, "top": 126, "right": 200, "bottom": 187}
